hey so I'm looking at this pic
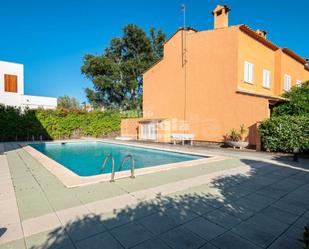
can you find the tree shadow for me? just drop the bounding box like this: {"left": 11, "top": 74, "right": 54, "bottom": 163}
{"left": 25, "top": 157, "right": 309, "bottom": 249}
{"left": 0, "top": 227, "right": 7, "bottom": 238}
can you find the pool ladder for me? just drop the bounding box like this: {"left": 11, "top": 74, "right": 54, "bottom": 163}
{"left": 100, "top": 154, "right": 135, "bottom": 182}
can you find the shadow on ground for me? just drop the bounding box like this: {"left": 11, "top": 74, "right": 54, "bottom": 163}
{"left": 0, "top": 228, "right": 7, "bottom": 238}
{"left": 24, "top": 158, "right": 309, "bottom": 249}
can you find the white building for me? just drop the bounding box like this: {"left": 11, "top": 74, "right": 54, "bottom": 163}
{"left": 0, "top": 61, "right": 57, "bottom": 109}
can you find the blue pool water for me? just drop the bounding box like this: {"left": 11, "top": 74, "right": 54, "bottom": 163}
{"left": 30, "top": 142, "right": 204, "bottom": 176}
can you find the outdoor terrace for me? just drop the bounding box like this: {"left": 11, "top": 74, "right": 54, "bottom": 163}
{"left": 0, "top": 140, "right": 309, "bottom": 249}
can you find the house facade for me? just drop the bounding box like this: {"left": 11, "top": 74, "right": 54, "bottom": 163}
{"left": 121, "top": 5, "right": 309, "bottom": 146}
{"left": 0, "top": 61, "right": 57, "bottom": 109}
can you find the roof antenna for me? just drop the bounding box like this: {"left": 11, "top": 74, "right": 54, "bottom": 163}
{"left": 180, "top": 4, "right": 187, "bottom": 67}
{"left": 180, "top": 4, "right": 187, "bottom": 132}
{"left": 181, "top": 4, "right": 186, "bottom": 29}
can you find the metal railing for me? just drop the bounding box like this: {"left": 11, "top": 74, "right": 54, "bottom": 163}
{"left": 99, "top": 154, "right": 115, "bottom": 182}
{"left": 99, "top": 154, "right": 135, "bottom": 182}
{"left": 118, "top": 154, "right": 135, "bottom": 179}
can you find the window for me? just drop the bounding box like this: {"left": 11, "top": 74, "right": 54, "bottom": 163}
{"left": 284, "top": 74, "right": 291, "bottom": 91}
{"left": 244, "top": 61, "right": 254, "bottom": 84}
{"left": 4, "top": 74, "right": 18, "bottom": 93}
{"left": 296, "top": 80, "right": 302, "bottom": 87}
{"left": 141, "top": 123, "right": 157, "bottom": 140}
{"left": 262, "top": 69, "right": 271, "bottom": 88}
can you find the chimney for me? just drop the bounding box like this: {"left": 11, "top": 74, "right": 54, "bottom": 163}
{"left": 212, "top": 5, "right": 230, "bottom": 29}
{"left": 256, "top": 29, "right": 267, "bottom": 39}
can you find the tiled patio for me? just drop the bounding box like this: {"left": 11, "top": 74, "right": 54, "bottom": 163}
{"left": 0, "top": 141, "right": 309, "bottom": 249}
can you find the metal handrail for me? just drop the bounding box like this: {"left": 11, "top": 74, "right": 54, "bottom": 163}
{"left": 99, "top": 154, "right": 115, "bottom": 182}
{"left": 118, "top": 154, "right": 135, "bottom": 179}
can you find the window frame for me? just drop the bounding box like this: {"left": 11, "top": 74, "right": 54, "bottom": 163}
{"left": 262, "top": 69, "right": 271, "bottom": 89}
{"left": 283, "top": 74, "right": 291, "bottom": 91}
{"left": 4, "top": 74, "right": 18, "bottom": 93}
{"left": 140, "top": 122, "right": 157, "bottom": 140}
{"left": 244, "top": 61, "right": 254, "bottom": 84}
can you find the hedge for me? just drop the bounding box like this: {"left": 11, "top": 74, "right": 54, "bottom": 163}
{"left": 259, "top": 115, "right": 309, "bottom": 152}
{"left": 0, "top": 105, "right": 121, "bottom": 141}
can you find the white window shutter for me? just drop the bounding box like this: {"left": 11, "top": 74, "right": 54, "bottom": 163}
{"left": 284, "top": 74, "right": 291, "bottom": 91}
{"left": 263, "top": 69, "right": 270, "bottom": 88}
{"left": 244, "top": 61, "right": 254, "bottom": 84}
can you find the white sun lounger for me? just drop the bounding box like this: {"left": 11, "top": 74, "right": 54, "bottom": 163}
{"left": 171, "top": 134, "right": 195, "bottom": 145}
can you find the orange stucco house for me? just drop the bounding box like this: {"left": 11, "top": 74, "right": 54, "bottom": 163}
{"left": 121, "top": 5, "right": 309, "bottom": 147}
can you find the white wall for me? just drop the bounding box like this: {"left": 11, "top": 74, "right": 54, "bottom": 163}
{"left": 0, "top": 61, "right": 24, "bottom": 95}
{"left": 0, "top": 92, "right": 22, "bottom": 107}
{"left": 0, "top": 60, "right": 57, "bottom": 109}
{"left": 21, "top": 95, "right": 57, "bottom": 109}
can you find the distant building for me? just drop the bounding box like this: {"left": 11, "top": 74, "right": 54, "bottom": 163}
{"left": 121, "top": 5, "right": 309, "bottom": 147}
{"left": 0, "top": 61, "right": 57, "bottom": 109}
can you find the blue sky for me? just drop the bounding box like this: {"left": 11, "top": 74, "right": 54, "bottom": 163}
{"left": 1, "top": 0, "right": 308, "bottom": 102}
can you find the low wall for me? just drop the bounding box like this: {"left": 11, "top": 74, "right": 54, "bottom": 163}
{"left": 21, "top": 95, "right": 57, "bottom": 109}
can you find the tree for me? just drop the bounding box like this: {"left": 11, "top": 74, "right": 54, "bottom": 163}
{"left": 57, "top": 95, "right": 80, "bottom": 109}
{"left": 272, "top": 81, "right": 309, "bottom": 116}
{"left": 81, "top": 24, "right": 165, "bottom": 110}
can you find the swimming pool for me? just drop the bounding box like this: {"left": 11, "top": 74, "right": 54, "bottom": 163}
{"left": 30, "top": 142, "right": 205, "bottom": 177}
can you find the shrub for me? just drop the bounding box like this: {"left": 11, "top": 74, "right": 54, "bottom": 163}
{"left": 259, "top": 116, "right": 309, "bottom": 152}
{"left": 225, "top": 124, "right": 247, "bottom": 142}
{"left": 273, "top": 81, "right": 309, "bottom": 116}
{"left": 0, "top": 105, "right": 121, "bottom": 141}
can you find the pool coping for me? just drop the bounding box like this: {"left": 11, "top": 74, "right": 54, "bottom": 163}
{"left": 21, "top": 140, "right": 226, "bottom": 188}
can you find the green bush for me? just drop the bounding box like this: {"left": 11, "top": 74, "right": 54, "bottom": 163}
{"left": 0, "top": 105, "right": 121, "bottom": 141}
{"left": 259, "top": 116, "right": 309, "bottom": 152}
{"left": 272, "top": 81, "right": 309, "bottom": 116}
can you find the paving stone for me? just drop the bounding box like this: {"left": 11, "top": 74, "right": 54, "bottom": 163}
{"left": 75, "top": 231, "right": 122, "bottom": 249}
{"left": 46, "top": 193, "right": 82, "bottom": 211}
{"left": 268, "top": 234, "right": 303, "bottom": 249}
{"left": 284, "top": 225, "right": 304, "bottom": 241}
{"left": 256, "top": 186, "right": 288, "bottom": 199}
{"left": 131, "top": 238, "right": 170, "bottom": 249}
{"left": 0, "top": 239, "right": 26, "bottom": 249}
{"left": 238, "top": 192, "right": 275, "bottom": 210}
{"left": 164, "top": 206, "right": 198, "bottom": 225}
{"left": 183, "top": 217, "right": 226, "bottom": 241}
{"left": 177, "top": 198, "right": 216, "bottom": 215}
{"left": 236, "top": 181, "right": 263, "bottom": 191}
{"left": 292, "top": 172, "right": 309, "bottom": 182}
{"left": 160, "top": 226, "right": 206, "bottom": 249}
{"left": 203, "top": 209, "right": 242, "bottom": 229}
{"left": 219, "top": 203, "right": 254, "bottom": 221}
{"left": 110, "top": 222, "right": 153, "bottom": 248}
{"left": 284, "top": 190, "right": 309, "bottom": 205}
{"left": 220, "top": 186, "right": 251, "bottom": 202}
{"left": 25, "top": 228, "right": 72, "bottom": 249}
{"left": 199, "top": 243, "right": 218, "bottom": 249}
{"left": 211, "top": 231, "right": 261, "bottom": 249}
{"left": 261, "top": 206, "right": 298, "bottom": 225}
{"left": 56, "top": 206, "right": 105, "bottom": 242}
{"left": 293, "top": 216, "right": 309, "bottom": 229}
{"left": 272, "top": 198, "right": 308, "bottom": 215}
{"left": 138, "top": 212, "right": 178, "bottom": 235}
{"left": 232, "top": 213, "right": 288, "bottom": 248}
{"left": 100, "top": 211, "right": 133, "bottom": 230}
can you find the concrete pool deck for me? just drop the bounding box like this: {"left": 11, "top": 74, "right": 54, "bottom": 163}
{"left": 0, "top": 140, "right": 309, "bottom": 249}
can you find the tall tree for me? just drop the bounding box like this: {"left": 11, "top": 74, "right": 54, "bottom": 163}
{"left": 57, "top": 95, "right": 80, "bottom": 109}
{"left": 81, "top": 24, "right": 165, "bottom": 110}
